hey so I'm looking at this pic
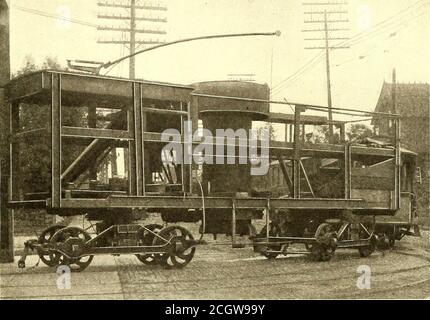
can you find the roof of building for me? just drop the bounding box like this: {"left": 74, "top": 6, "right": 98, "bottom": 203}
{"left": 374, "top": 81, "right": 430, "bottom": 117}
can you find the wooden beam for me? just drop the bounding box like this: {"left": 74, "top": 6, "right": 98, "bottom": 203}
{"left": 293, "top": 107, "right": 302, "bottom": 198}
{"left": 143, "top": 107, "right": 188, "bottom": 116}
{"left": 1, "top": 0, "right": 14, "bottom": 263}
{"left": 62, "top": 126, "right": 132, "bottom": 140}
{"left": 268, "top": 112, "right": 327, "bottom": 125}
{"left": 88, "top": 105, "right": 98, "bottom": 181}
{"left": 50, "top": 73, "right": 62, "bottom": 208}
{"left": 344, "top": 144, "right": 351, "bottom": 199}
{"left": 134, "top": 83, "right": 144, "bottom": 196}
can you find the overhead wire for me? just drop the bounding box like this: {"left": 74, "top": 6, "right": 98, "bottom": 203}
{"left": 12, "top": 5, "right": 98, "bottom": 28}
{"left": 271, "top": 0, "right": 429, "bottom": 95}
{"left": 334, "top": 10, "right": 428, "bottom": 68}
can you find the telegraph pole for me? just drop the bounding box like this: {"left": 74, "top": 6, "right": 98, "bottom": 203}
{"left": 97, "top": 1, "right": 167, "bottom": 79}
{"left": 97, "top": 1, "right": 166, "bottom": 177}
{"left": 129, "top": 0, "right": 136, "bottom": 79}
{"left": 303, "top": 1, "right": 349, "bottom": 139}
{"left": 323, "top": 11, "right": 333, "bottom": 130}
{"left": 0, "top": 0, "right": 13, "bottom": 263}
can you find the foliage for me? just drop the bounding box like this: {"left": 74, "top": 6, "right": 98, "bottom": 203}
{"left": 314, "top": 123, "right": 373, "bottom": 144}
{"left": 256, "top": 122, "right": 276, "bottom": 141}
{"left": 314, "top": 125, "right": 340, "bottom": 144}
{"left": 346, "top": 123, "right": 373, "bottom": 141}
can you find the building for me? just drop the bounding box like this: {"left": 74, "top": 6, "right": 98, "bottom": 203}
{"left": 373, "top": 80, "right": 430, "bottom": 219}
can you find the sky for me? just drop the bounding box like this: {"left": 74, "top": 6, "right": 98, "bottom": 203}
{"left": 7, "top": 0, "right": 430, "bottom": 116}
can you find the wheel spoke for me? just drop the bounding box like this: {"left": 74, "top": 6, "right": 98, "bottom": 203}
{"left": 152, "top": 226, "right": 196, "bottom": 269}
{"left": 49, "top": 227, "right": 93, "bottom": 272}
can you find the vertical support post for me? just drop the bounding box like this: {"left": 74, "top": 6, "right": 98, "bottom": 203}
{"left": 292, "top": 107, "right": 302, "bottom": 198}
{"left": 340, "top": 123, "right": 346, "bottom": 143}
{"left": 301, "top": 123, "right": 305, "bottom": 143}
{"left": 265, "top": 199, "right": 270, "bottom": 239}
{"left": 186, "top": 102, "right": 192, "bottom": 193}
{"left": 394, "top": 118, "right": 401, "bottom": 210}
{"left": 289, "top": 124, "right": 293, "bottom": 143}
{"left": 344, "top": 144, "right": 351, "bottom": 199}
{"left": 187, "top": 97, "right": 199, "bottom": 194}
{"left": 0, "top": 102, "right": 14, "bottom": 263}
{"left": 136, "top": 84, "right": 144, "bottom": 196}
{"left": 128, "top": 87, "right": 137, "bottom": 195}
{"left": 0, "top": 0, "right": 12, "bottom": 262}
{"left": 51, "top": 74, "right": 62, "bottom": 208}
{"left": 231, "top": 199, "right": 236, "bottom": 247}
{"left": 180, "top": 102, "right": 185, "bottom": 193}
{"left": 10, "top": 103, "right": 19, "bottom": 202}
{"left": 131, "top": 83, "right": 144, "bottom": 196}
{"left": 284, "top": 124, "right": 288, "bottom": 142}
{"left": 141, "top": 85, "right": 146, "bottom": 196}
{"left": 88, "top": 105, "right": 98, "bottom": 181}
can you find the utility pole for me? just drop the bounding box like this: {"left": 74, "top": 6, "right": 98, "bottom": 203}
{"left": 303, "top": 1, "right": 349, "bottom": 139}
{"left": 97, "top": 1, "right": 167, "bottom": 178}
{"left": 97, "top": 0, "right": 167, "bottom": 79}
{"left": 0, "top": 0, "right": 12, "bottom": 263}
{"left": 129, "top": 0, "right": 136, "bottom": 79}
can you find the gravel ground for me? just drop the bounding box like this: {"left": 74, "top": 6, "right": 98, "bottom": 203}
{"left": 1, "top": 228, "right": 429, "bottom": 300}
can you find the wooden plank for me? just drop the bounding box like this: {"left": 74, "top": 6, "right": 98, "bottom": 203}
{"left": 58, "top": 196, "right": 367, "bottom": 211}
{"left": 55, "top": 72, "right": 193, "bottom": 102}
{"left": 62, "top": 126, "right": 132, "bottom": 140}
{"left": 268, "top": 112, "right": 327, "bottom": 125}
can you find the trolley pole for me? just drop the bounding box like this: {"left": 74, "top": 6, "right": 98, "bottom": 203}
{"left": 97, "top": 0, "right": 168, "bottom": 79}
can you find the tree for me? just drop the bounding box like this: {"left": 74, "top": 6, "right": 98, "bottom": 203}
{"left": 256, "top": 122, "right": 276, "bottom": 141}
{"left": 315, "top": 125, "right": 340, "bottom": 144}
{"left": 346, "top": 123, "right": 373, "bottom": 141}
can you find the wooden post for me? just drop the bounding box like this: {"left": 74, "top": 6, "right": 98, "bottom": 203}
{"left": 292, "top": 107, "right": 302, "bottom": 198}
{"left": 339, "top": 123, "right": 346, "bottom": 143}
{"left": 51, "top": 74, "right": 62, "bottom": 208}
{"left": 394, "top": 118, "right": 401, "bottom": 210}
{"left": 187, "top": 97, "right": 199, "bottom": 194}
{"left": 128, "top": 87, "right": 137, "bottom": 195}
{"left": 88, "top": 105, "right": 98, "bottom": 181}
{"left": 0, "top": 0, "right": 13, "bottom": 262}
{"left": 133, "top": 83, "right": 144, "bottom": 196}
{"left": 231, "top": 199, "right": 236, "bottom": 246}
{"left": 344, "top": 144, "right": 351, "bottom": 199}
{"left": 284, "top": 124, "right": 289, "bottom": 142}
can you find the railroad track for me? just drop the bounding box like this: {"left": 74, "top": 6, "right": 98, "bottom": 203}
{"left": 115, "top": 249, "right": 430, "bottom": 299}
{"left": 2, "top": 246, "right": 429, "bottom": 299}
